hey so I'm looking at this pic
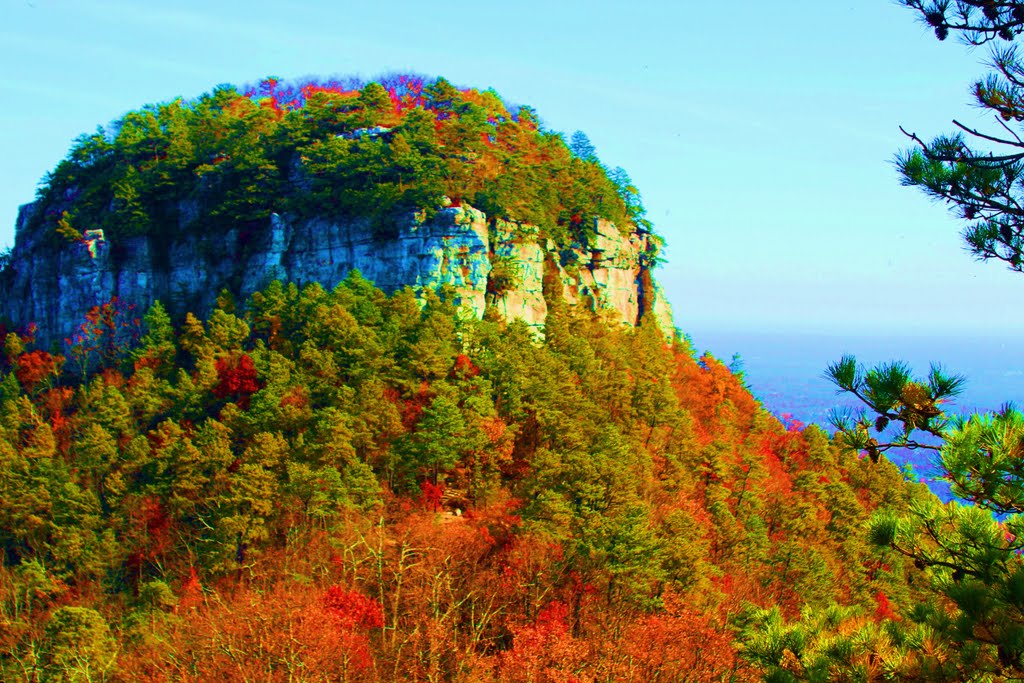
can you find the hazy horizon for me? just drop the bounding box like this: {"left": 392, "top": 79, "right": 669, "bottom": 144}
{"left": 693, "top": 327, "right": 1024, "bottom": 429}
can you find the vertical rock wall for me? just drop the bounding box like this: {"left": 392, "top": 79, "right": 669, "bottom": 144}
{"left": 0, "top": 202, "right": 675, "bottom": 348}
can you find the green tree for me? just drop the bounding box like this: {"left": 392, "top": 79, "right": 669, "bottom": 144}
{"left": 796, "top": 6, "right": 1024, "bottom": 678}
{"left": 132, "top": 300, "right": 176, "bottom": 371}
{"left": 568, "top": 130, "right": 597, "bottom": 162}
{"left": 213, "top": 431, "right": 282, "bottom": 570}
{"left": 404, "top": 394, "right": 468, "bottom": 487}
{"left": 40, "top": 606, "right": 117, "bottom": 682}
{"left": 897, "top": 1, "right": 1024, "bottom": 271}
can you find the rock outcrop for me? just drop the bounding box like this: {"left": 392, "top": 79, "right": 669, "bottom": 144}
{"left": 1, "top": 201, "right": 674, "bottom": 349}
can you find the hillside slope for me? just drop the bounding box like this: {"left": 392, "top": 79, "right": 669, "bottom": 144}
{"left": 0, "top": 274, "right": 930, "bottom": 681}
{"left": 0, "top": 75, "right": 935, "bottom": 682}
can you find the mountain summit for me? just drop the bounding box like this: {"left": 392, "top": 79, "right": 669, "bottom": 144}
{"left": 0, "top": 75, "right": 672, "bottom": 346}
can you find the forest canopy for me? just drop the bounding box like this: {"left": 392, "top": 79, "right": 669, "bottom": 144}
{"left": 0, "top": 274, "right": 927, "bottom": 681}
{"left": 31, "top": 74, "right": 649, "bottom": 249}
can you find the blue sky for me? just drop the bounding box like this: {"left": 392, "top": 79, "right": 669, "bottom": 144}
{"left": 2, "top": 0, "right": 1021, "bottom": 337}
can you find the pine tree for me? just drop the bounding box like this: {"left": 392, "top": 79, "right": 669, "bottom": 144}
{"left": 805, "top": 5, "right": 1024, "bottom": 676}
{"left": 568, "top": 131, "right": 597, "bottom": 162}
{"left": 897, "top": 1, "right": 1024, "bottom": 271}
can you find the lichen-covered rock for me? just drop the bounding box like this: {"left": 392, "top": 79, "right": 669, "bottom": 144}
{"left": 0, "top": 201, "right": 674, "bottom": 349}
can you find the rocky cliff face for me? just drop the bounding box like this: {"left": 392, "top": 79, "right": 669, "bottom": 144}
{"left": 1, "top": 201, "right": 674, "bottom": 349}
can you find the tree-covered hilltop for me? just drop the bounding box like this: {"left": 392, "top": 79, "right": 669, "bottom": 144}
{"left": 31, "top": 74, "right": 649, "bottom": 249}
{"left": 0, "top": 277, "right": 930, "bottom": 681}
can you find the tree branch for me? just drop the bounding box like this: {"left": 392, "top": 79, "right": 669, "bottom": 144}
{"left": 953, "top": 119, "right": 1024, "bottom": 151}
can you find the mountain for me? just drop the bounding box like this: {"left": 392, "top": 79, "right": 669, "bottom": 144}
{"left": 0, "top": 75, "right": 935, "bottom": 682}
{"left": 0, "top": 75, "right": 671, "bottom": 349}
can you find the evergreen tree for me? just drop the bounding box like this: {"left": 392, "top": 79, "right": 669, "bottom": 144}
{"left": 897, "top": 1, "right": 1024, "bottom": 271}
{"left": 791, "top": 5, "right": 1024, "bottom": 677}
{"left": 568, "top": 130, "right": 597, "bottom": 162}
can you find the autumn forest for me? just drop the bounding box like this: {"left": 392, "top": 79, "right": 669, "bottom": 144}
{"left": 5, "top": 6, "right": 1024, "bottom": 678}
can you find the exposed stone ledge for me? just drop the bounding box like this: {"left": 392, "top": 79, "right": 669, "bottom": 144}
{"left": 0, "top": 202, "right": 675, "bottom": 349}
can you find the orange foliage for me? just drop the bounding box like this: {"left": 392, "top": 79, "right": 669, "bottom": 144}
{"left": 212, "top": 353, "right": 260, "bottom": 407}
{"left": 671, "top": 352, "right": 759, "bottom": 441}
{"left": 122, "top": 580, "right": 382, "bottom": 682}
{"left": 874, "top": 591, "right": 897, "bottom": 622}
{"left": 14, "top": 349, "right": 62, "bottom": 391}
{"left": 452, "top": 353, "right": 480, "bottom": 378}
{"left": 177, "top": 567, "right": 203, "bottom": 611}
{"left": 499, "top": 601, "right": 591, "bottom": 683}
{"left": 614, "top": 592, "right": 748, "bottom": 681}
{"left": 100, "top": 367, "right": 126, "bottom": 389}
{"left": 40, "top": 386, "right": 75, "bottom": 453}
{"left": 278, "top": 385, "right": 309, "bottom": 410}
